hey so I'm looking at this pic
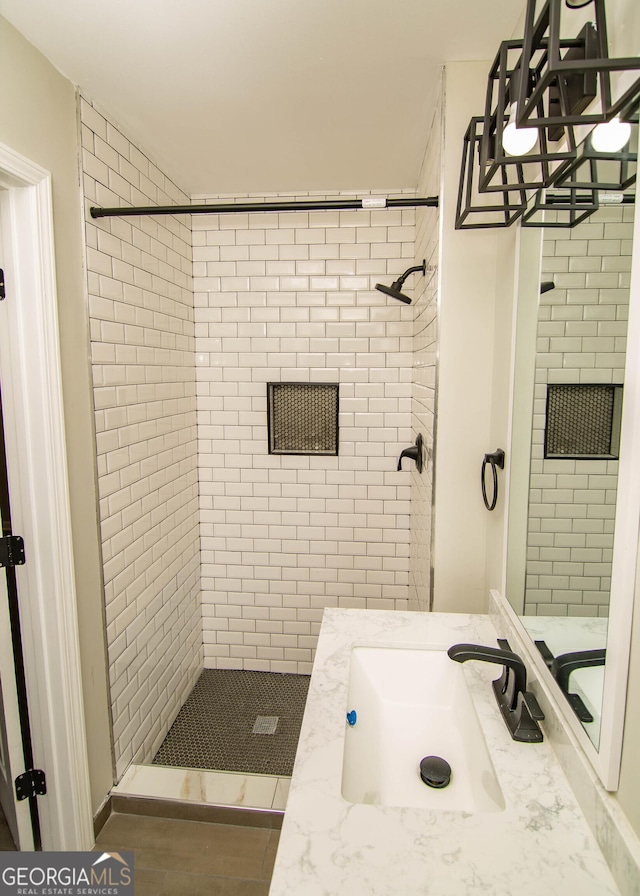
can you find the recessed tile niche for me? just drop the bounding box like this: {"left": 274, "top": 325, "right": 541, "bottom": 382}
{"left": 267, "top": 382, "right": 339, "bottom": 456}
{"left": 545, "top": 384, "right": 623, "bottom": 460}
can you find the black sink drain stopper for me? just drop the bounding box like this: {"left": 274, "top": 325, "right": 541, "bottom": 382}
{"left": 419, "top": 756, "right": 452, "bottom": 788}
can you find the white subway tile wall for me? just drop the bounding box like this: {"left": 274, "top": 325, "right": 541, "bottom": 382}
{"left": 410, "top": 92, "right": 442, "bottom": 612}
{"left": 525, "top": 205, "right": 634, "bottom": 617}
{"left": 193, "top": 192, "right": 417, "bottom": 672}
{"left": 80, "top": 97, "right": 202, "bottom": 778}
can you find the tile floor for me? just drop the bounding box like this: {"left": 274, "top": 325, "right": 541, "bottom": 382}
{"left": 95, "top": 810, "right": 279, "bottom": 896}
{"left": 153, "top": 670, "right": 310, "bottom": 777}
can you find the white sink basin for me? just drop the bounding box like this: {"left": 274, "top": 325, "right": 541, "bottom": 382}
{"left": 341, "top": 645, "right": 505, "bottom": 813}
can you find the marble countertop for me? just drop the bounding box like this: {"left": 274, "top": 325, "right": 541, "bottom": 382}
{"left": 269, "top": 608, "right": 619, "bottom": 896}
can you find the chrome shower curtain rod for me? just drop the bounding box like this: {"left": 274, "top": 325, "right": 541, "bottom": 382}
{"left": 90, "top": 196, "right": 439, "bottom": 219}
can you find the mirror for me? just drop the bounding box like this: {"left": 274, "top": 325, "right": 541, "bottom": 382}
{"left": 505, "top": 164, "right": 639, "bottom": 788}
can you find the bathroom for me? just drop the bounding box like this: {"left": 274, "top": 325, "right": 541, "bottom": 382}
{"left": 0, "top": 0, "right": 640, "bottom": 892}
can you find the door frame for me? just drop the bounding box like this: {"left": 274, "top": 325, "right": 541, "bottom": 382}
{"left": 0, "top": 140, "right": 93, "bottom": 850}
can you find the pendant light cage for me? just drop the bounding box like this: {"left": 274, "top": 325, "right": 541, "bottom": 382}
{"left": 521, "top": 183, "right": 598, "bottom": 227}
{"left": 551, "top": 123, "right": 637, "bottom": 192}
{"left": 454, "top": 0, "right": 639, "bottom": 230}
{"left": 455, "top": 117, "right": 528, "bottom": 229}
{"left": 516, "top": 0, "right": 640, "bottom": 129}
{"left": 480, "top": 39, "right": 579, "bottom": 194}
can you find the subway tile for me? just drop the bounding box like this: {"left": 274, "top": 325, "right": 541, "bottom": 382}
{"left": 82, "top": 101, "right": 201, "bottom": 769}
{"left": 326, "top": 259, "right": 357, "bottom": 276}
{"left": 601, "top": 255, "right": 632, "bottom": 272}
{"left": 93, "top": 185, "right": 420, "bottom": 684}
{"left": 554, "top": 239, "right": 588, "bottom": 256}
{"left": 295, "top": 228, "right": 326, "bottom": 244}
{"left": 588, "top": 239, "right": 622, "bottom": 255}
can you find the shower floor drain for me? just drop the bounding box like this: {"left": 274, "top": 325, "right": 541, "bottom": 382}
{"left": 252, "top": 715, "right": 279, "bottom": 735}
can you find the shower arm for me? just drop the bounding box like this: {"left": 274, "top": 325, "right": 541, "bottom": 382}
{"left": 393, "top": 263, "right": 427, "bottom": 290}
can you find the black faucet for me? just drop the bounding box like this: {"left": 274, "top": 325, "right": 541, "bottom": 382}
{"left": 550, "top": 648, "right": 606, "bottom": 693}
{"left": 448, "top": 639, "right": 545, "bottom": 743}
{"left": 535, "top": 641, "right": 605, "bottom": 722}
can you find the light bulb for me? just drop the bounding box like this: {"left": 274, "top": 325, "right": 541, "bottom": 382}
{"left": 590, "top": 118, "right": 632, "bottom": 153}
{"left": 502, "top": 103, "right": 539, "bottom": 156}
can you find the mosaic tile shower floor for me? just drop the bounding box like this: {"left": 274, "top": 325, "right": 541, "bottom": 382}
{"left": 152, "top": 670, "right": 310, "bottom": 777}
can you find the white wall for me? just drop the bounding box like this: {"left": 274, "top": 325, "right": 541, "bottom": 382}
{"left": 0, "top": 18, "right": 113, "bottom": 814}
{"left": 193, "top": 194, "right": 416, "bottom": 671}
{"left": 80, "top": 98, "right": 202, "bottom": 779}
{"left": 433, "top": 61, "right": 517, "bottom": 613}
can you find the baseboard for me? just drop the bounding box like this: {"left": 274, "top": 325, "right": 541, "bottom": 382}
{"left": 93, "top": 797, "right": 112, "bottom": 839}
{"left": 110, "top": 793, "right": 283, "bottom": 830}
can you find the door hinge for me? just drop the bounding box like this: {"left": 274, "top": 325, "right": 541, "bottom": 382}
{"left": 0, "top": 535, "right": 25, "bottom": 568}
{"left": 15, "top": 769, "right": 46, "bottom": 801}
{"left": 0, "top": 269, "right": 5, "bottom": 300}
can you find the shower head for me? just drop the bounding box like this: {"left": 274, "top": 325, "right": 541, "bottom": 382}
{"left": 376, "top": 281, "right": 413, "bottom": 304}
{"left": 376, "top": 260, "right": 426, "bottom": 304}
{"left": 540, "top": 281, "right": 555, "bottom": 294}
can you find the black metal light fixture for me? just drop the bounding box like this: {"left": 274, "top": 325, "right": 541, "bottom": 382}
{"left": 479, "top": 39, "right": 580, "bottom": 195}
{"left": 375, "top": 261, "right": 426, "bottom": 304}
{"left": 551, "top": 122, "right": 637, "bottom": 192}
{"left": 516, "top": 0, "right": 640, "bottom": 130}
{"left": 455, "top": 0, "right": 640, "bottom": 230}
{"left": 455, "top": 117, "right": 528, "bottom": 229}
{"left": 521, "top": 184, "right": 599, "bottom": 227}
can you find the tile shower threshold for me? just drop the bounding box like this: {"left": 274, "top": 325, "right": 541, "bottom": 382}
{"left": 113, "top": 763, "right": 290, "bottom": 817}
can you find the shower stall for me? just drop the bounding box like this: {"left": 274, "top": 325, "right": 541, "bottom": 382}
{"left": 80, "top": 94, "right": 441, "bottom": 795}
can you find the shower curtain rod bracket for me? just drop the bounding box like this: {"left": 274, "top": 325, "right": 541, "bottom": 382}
{"left": 89, "top": 196, "right": 439, "bottom": 219}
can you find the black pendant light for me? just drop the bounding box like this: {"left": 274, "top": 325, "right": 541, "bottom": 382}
{"left": 516, "top": 0, "right": 640, "bottom": 130}
{"left": 455, "top": 117, "right": 528, "bottom": 229}
{"left": 479, "top": 39, "right": 579, "bottom": 195}
{"left": 454, "top": 0, "right": 640, "bottom": 230}
{"left": 551, "top": 123, "right": 637, "bottom": 192}
{"left": 521, "top": 184, "right": 599, "bottom": 228}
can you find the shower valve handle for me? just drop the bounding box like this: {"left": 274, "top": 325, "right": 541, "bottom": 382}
{"left": 397, "top": 434, "right": 424, "bottom": 473}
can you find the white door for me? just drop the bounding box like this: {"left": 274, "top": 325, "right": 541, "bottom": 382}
{"left": 0, "top": 218, "right": 37, "bottom": 851}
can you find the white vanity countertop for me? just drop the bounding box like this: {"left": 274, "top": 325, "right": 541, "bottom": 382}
{"left": 269, "top": 608, "right": 619, "bottom": 896}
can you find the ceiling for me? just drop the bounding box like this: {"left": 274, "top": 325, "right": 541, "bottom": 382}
{"left": 1, "top": 0, "right": 525, "bottom": 196}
